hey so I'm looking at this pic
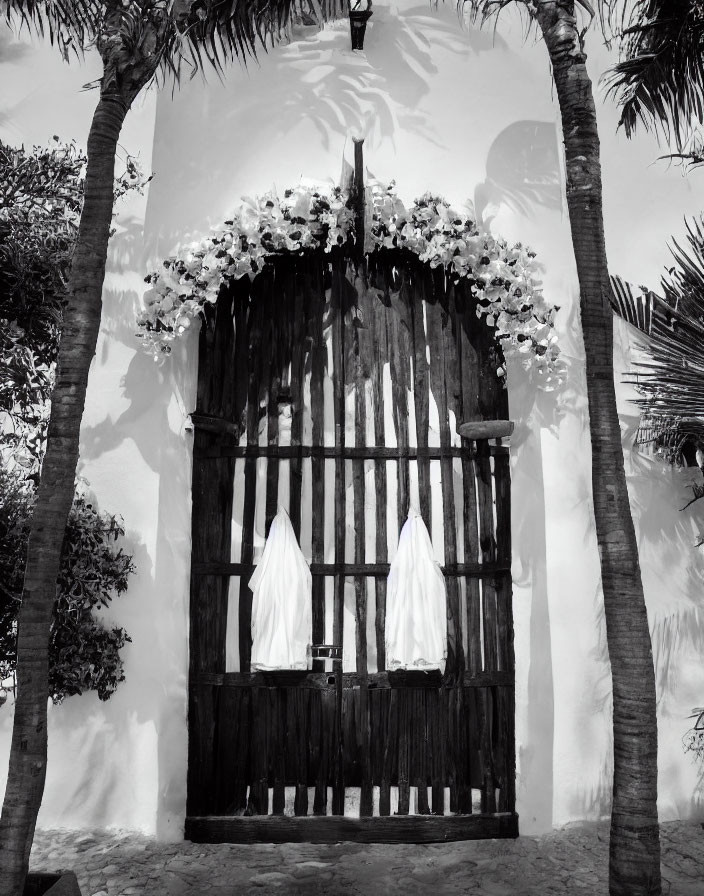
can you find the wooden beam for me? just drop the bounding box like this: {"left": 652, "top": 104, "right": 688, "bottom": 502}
{"left": 457, "top": 419, "right": 514, "bottom": 440}
{"left": 191, "top": 561, "right": 512, "bottom": 578}
{"left": 189, "top": 413, "right": 239, "bottom": 435}
{"left": 190, "top": 669, "right": 515, "bottom": 689}
{"left": 198, "top": 444, "right": 508, "bottom": 460}
{"left": 185, "top": 812, "right": 519, "bottom": 844}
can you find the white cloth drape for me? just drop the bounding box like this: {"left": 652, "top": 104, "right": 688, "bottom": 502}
{"left": 385, "top": 509, "right": 447, "bottom": 672}
{"left": 248, "top": 507, "right": 312, "bottom": 670}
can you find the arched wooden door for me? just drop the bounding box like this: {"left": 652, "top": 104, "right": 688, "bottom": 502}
{"left": 185, "top": 247, "right": 517, "bottom": 843}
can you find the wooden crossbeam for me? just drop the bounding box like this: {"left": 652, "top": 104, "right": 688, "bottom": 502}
{"left": 191, "top": 561, "right": 512, "bottom": 577}
{"left": 197, "top": 444, "right": 508, "bottom": 459}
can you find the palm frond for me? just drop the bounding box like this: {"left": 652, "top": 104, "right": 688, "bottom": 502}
{"left": 609, "top": 274, "right": 659, "bottom": 335}
{"left": 173, "top": 0, "right": 347, "bottom": 81}
{"left": 4, "top": 1, "right": 347, "bottom": 85}
{"left": 604, "top": 0, "right": 704, "bottom": 149}
{"left": 611, "top": 217, "right": 704, "bottom": 464}
{"left": 2, "top": 1, "right": 102, "bottom": 60}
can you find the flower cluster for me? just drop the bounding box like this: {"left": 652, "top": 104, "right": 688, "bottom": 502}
{"left": 137, "top": 183, "right": 354, "bottom": 357}
{"left": 138, "top": 182, "right": 564, "bottom": 386}
{"left": 366, "top": 183, "right": 565, "bottom": 387}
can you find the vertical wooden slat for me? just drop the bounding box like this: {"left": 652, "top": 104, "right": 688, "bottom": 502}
{"left": 333, "top": 669, "right": 344, "bottom": 816}
{"left": 495, "top": 440, "right": 515, "bottom": 813}
{"left": 466, "top": 685, "right": 482, "bottom": 795}
{"left": 369, "top": 688, "right": 381, "bottom": 796}
{"left": 188, "top": 640, "right": 220, "bottom": 814}
{"left": 409, "top": 264, "right": 432, "bottom": 530}
{"left": 426, "top": 290, "right": 462, "bottom": 675}
{"left": 264, "top": 398, "right": 280, "bottom": 534}
{"left": 294, "top": 689, "right": 309, "bottom": 816}
{"left": 332, "top": 252, "right": 345, "bottom": 654}
{"left": 264, "top": 324, "right": 280, "bottom": 538}
{"left": 315, "top": 688, "right": 333, "bottom": 816}
{"left": 397, "top": 689, "right": 410, "bottom": 815}
{"left": 481, "top": 577, "right": 499, "bottom": 673}
{"left": 494, "top": 446, "right": 511, "bottom": 568}
{"left": 238, "top": 275, "right": 267, "bottom": 674}
{"left": 379, "top": 688, "right": 394, "bottom": 816}
{"left": 446, "top": 687, "right": 457, "bottom": 817}
{"left": 308, "top": 688, "right": 323, "bottom": 815}
{"left": 498, "top": 684, "right": 516, "bottom": 814}
{"left": 271, "top": 688, "right": 285, "bottom": 815}
{"left": 340, "top": 687, "right": 352, "bottom": 789}
{"left": 233, "top": 687, "right": 250, "bottom": 813}
{"left": 480, "top": 686, "right": 497, "bottom": 814}
{"left": 467, "top": 277, "right": 506, "bottom": 674}
{"left": 285, "top": 684, "right": 297, "bottom": 810}
{"left": 371, "top": 296, "right": 388, "bottom": 671}
{"left": 463, "top": 543, "right": 482, "bottom": 675}
{"left": 256, "top": 277, "right": 276, "bottom": 538}
{"left": 456, "top": 281, "right": 482, "bottom": 677}
{"left": 289, "top": 259, "right": 306, "bottom": 539}
{"left": 353, "top": 348, "right": 368, "bottom": 682}
{"left": 331, "top": 251, "right": 346, "bottom": 815}
{"left": 352, "top": 275, "right": 373, "bottom": 818}
{"left": 456, "top": 687, "right": 471, "bottom": 814}
{"left": 214, "top": 688, "right": 241, "bottom": 813}
{"left": 492, "top": 684, "right": 507, "bottom": 813}
{"left": 247, "top": 686, "right": 269, "bottom": 815}
{"left": 476, "top": 444, "right": 497, "bottom": 567}
{"left": 430, "top": 687, "right": 444, "bottom": 815}
{"left": 476, "top": 445, "right": 497, "bottom": 672}
{"left": 494, "top": 447, "right": 512, "bottom": 674}
{"left": 310, "top": 254, "right": 327, "bottom": 672}
{"left": 416, "top": 689, "right": 430, "bottom": 814}
{"left": 387, "top": 280, "right": 411, "bottom": 530}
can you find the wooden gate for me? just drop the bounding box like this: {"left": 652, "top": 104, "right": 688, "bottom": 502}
{"left": 185, "top": 246, "right": 517, "bottom": 843}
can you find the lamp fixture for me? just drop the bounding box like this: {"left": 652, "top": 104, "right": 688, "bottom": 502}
{"left": 349, "top": 0, "right": 372, "bottom": 51}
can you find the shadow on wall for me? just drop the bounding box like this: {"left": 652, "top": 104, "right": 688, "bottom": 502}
{"left": 508, "top": 366, "right": 555, "bottom": 833}
{"left": 474, "top": 119, "right": 562, "bottom": 227}
{"left": 80, "top": 306, "right": 170, "bottom": 472}
{"left": 31, "top": 174, "right": 198, "bottom": 833}
{"left": 41, "top": 536, "right": 158, "bottom": 830}
{"left": 77, "top": 279, "right": 196, "bottom": 835}
{"left": 569, "top": 589, "right": 613, "bottom": 821}
{"left": 142, "top": 3, "right": 507, "bottom": 263}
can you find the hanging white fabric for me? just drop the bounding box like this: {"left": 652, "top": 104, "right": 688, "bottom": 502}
{"left": 248, "top": 507, "right": 312, "bottom": 671}
{"left": 385, "top": 508, "right": 447, "bottom": 672}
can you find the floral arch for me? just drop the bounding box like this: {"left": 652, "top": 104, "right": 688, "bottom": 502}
{"left": 137, "top": 181, "right": 564, "bottom": 389}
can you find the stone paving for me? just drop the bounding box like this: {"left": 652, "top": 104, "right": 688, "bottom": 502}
{"left": 30, "top": 821, "right": 703, "bottom": 896}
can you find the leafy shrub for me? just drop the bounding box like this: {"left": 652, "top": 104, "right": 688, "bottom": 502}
{"left": 0, "top": 138, "right": 150, "bottom": 472}
{"left": 0, "top": 468, "right": 135, "bottom": 703}
{"left": 0, "top": 137, "right": 145, "bottom": 704}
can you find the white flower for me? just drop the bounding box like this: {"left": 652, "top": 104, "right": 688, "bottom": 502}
{"left": 137, "top": 182, "right": 562, "bottom": 382}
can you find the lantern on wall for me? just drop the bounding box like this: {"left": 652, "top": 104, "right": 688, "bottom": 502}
{"left": 349, "top": 0, "right": 373, "bottom": 51}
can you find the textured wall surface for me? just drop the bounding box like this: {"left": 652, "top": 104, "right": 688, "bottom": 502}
{"left": 1, "top": 1, "right": 703, "bottom": 840}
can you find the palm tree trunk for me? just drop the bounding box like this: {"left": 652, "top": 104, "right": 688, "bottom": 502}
{"left": 0, "top": 92, "right": 129, "bottom": 896}
{"left": 534, "top": 3, "right": 661, "bottom": 894}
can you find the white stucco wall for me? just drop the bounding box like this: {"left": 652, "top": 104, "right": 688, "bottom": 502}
{"left": 1, "top": 2, "right": 703, "bottom": 838}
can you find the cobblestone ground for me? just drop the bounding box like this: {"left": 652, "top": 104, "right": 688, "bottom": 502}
{"left": 30, "top": 821, "right": 703, "bottom": 896}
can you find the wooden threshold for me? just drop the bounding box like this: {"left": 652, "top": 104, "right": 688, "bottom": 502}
{"left": 185, "top": 812, "right": 519, "bottom": 844}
